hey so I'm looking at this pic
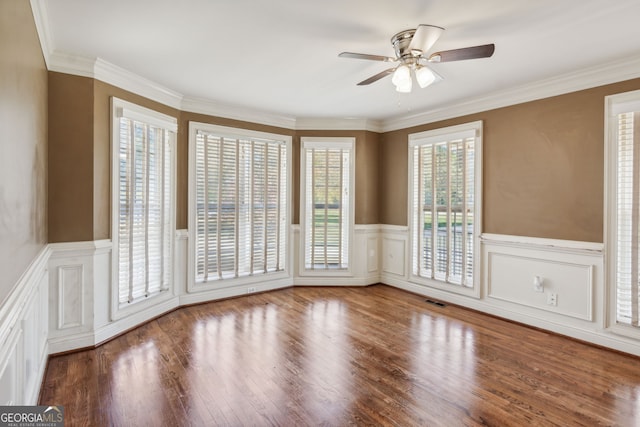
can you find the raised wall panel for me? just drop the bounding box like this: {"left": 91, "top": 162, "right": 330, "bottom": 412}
{"left": 48, "top": 242, "right": 100, "bottom": 353}
{"left": 367, "top": 237, "right": 378, "bottom": 273}
{"left": 22, "top": 295, "right": 39, "bottom": 403}
{"left": 487, "top": 252, "right": 594, "bottom": 320}
{"left": 174, "top": 230, "right": 189, "bottom": 296}
{"left": 0, "top": 330, "right": 21, "bottom": 405}
{"left": 481, "top": 234, "right": 602, "bottom": 324}
{"left": 39, "top": 272, "right": 49, "bottom": 356}
{"left": 382, "top": 238, "right": 405, "bottom": 277}
{"left": 57, "top": 265, "right": 85, "bottom": 329}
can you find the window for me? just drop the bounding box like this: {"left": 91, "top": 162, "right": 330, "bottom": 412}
{"left": 606, "top": 90, "right": 640, "bottom": 334}
{"left": 408, "top": 121, "right": 482, "bottom": 295}
{"left": 111, "top": 98, "right": 176, "bottom": 316}
{"left": 300, "top": 137, "right": 355, "bottom": 274}
{"left": 188, "top": 123, "right": 291, "bottom": 288}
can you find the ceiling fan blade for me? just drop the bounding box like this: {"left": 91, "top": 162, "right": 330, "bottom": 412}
{"left": 428, "top": 44, "right": 495, "bottom": 62}
{"left": 339, "top": 52, "right": 396, "bottom": 62}
{"left": 357, "top": 68, "right": 395, "bottom": 86}
{"left": 408, "top": 24, "right": 444, "bottom": 54}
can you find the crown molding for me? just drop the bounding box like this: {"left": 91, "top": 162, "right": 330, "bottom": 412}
{"left": 381, "top": 55, "right": 640, "bottom": 132}
{"left": 182, "top": 96, "right": 297, "bottom": 130}
{"left": 30, "top": 0, "right": 53, "bottom": 69}
{"left": 46, "top": 52, "right": 184, "bottom": 110}
{"left": 48, "top": 51, "right": 96, "bottom": 78}
{"left": 94, "top": 59, "right": 183, "bottom": 110}
{"left": 295, "top": 117, "right": 384, "bottom": 132}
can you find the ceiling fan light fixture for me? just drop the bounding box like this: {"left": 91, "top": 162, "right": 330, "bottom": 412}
{"left": 395, "top": 78, "right": 412, "bottom": 93}
{"left": 415, "top": 66, "right": 436, "bottom": 88}
{"left": 391, "top": 65, "right": 411, "bottom": 86}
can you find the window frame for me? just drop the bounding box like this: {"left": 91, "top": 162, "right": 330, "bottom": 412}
{"left": 299, "top": 137, "right": 356, "bottom": 277}
{"left": 407, "top": 121, "right": 483, "bottom": 298}
{"left": 110, "top": 97, "right": 177, "bottom": 320}
{"left": 187, "top": 122, "right": 293, "bottom": 292}
{"left": 605, "top": 89, "right": 640, "bottom": 339}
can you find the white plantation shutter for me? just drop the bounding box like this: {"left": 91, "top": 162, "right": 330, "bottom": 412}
{"left": 410, "top": 123, "right": 481, "bottom": 289}
{"left": 615, "top": 111, "right": 640, "bottom": 326}
{"left": 194, "top": 130, "right": 288, "bottom": 282}
{"left": 114, "top": 100, "right": 176, "bottom": 306}
{"left": 301, "top": 138, "right": 354, "bottom": 272}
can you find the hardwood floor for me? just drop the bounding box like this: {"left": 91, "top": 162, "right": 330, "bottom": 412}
{"left": 40, "top": 285, "right": 640, "bottom": 426}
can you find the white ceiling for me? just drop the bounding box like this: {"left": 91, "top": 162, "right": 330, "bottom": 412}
{"left": 40, "top": 0, "right": 640, "bottom": 123}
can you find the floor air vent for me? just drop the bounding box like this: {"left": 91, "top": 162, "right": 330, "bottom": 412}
{"left": 426, "top": 299, "right": 446, "bottom": 307}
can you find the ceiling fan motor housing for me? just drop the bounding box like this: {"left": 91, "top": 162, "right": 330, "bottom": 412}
{"left": 391, "top": 29, "right": 417, "bottom": 59}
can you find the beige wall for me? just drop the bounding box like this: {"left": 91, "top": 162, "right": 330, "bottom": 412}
{"left": 0, "top": 0, "right": 48, "bottom": 300}
{"left": 380, "top": 78, "right": 640, "bottom": 243}
{"left": 356, "top": 131, "right": 380, "bottom": 224}
{"left": 48, "top": 72, "right": 94, "bottom": 242}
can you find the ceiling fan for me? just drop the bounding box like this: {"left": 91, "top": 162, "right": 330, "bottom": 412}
{"left": 339, "top": 25, "right": 495, "bottom": 92}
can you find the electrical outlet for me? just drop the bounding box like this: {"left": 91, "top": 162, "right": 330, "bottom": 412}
{"left": 247, "top": 287, "right": 257, "bottom": 294}
{"left": 547, "top": 292, "right": 557, "bottom": 306}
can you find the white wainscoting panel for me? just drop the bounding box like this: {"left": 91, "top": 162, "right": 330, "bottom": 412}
{"left": 482, "top": 234, "right": 601, "bottom": 323}
{"left": 0, "top": 246, "right": 50, "bottom": 405}
{"left": 293, "top": 224, "right": 380, "bottom": 286}
{"left": 381, "top": 225, "right": 408, "bottom": 279}
{"left": 174, "top": 230, "right": 189, "bottom": 296}
{"left": 57, "top": 265, "right": 84, "bottom": 329}
{"left": 48, "top": 242, "right": 99, "bottom": 352}
{"left": 354, "top": 225, "right": 380, "bottom": 283}
{"left": 0, "top": 328, "right": 21, "bottom": 405}
{"left": 49, "top": 240, "right": 184, "bottom": 353}
{"left": 367, "top": 236, "right": 378, "bottom": 274}
{"left": 487, "top": 252, "right": 594, "bottom": 320}
{"left": 22, "top": 288, "right": 41, "bottom": 403}
{"left": 91, "top": 241, "right": 112, "bottom": 335}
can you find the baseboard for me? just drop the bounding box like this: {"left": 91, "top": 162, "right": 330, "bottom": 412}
{"left": 94, "top": 297, "right": 180, "bottom": 346}
{"left": 47, "top": 332, "right": 95, "bottom": 355}
{"left": 293, "top": 275, "right": 379, "bottom": 287}
{"left": 180, "top": 277, "right": 293, "bottom": 306}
